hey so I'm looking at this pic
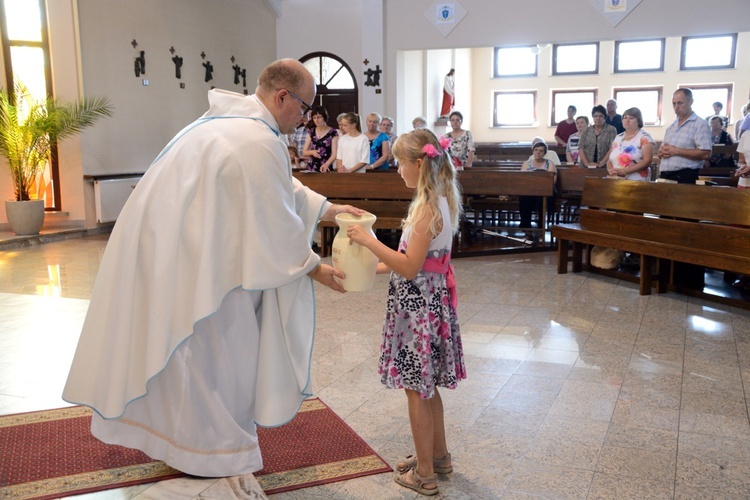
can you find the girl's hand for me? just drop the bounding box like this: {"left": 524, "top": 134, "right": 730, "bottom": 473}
{"left": 309, "top": 150, "right": 322, "bottom": 159}
{"left": 736, "top": 163, "right": 750, "bottom": 177}
{"left": 346, "top": 224, "right": 374, "bottom": 246}
{"left": 320, "top": 164, "right": 329, "bottom": 173}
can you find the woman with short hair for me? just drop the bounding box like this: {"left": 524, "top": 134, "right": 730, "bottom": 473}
{"left": 364, "top": 112, "right": 391, "bottom": 170}
{"left": 578, "top": 105, "right": 617, "bottom": 168}
{"left": 519, "top": 141, "right": 558, "bottom": 234}
{"left": 566, "top": 116, "right": 589, "bottom": 164}
{"left": 302, "top": 106, "right": 338, "bottom": 172}
{"left": 606, "top": 107, "right": 655, "bottom": 181}
{"left": 707, "top": 115, "right": 735, "bottom": 167}
{"left": 442, "top": 111, "right": 475, "bottom": 169}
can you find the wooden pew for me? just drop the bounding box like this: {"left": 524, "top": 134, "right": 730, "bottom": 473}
{"left": 474, "top": 143, "right": 566, "bottom": 162}
{"left": 552, "top": 178, "right": 750, "bottom": 302}
{"left": 698, "top": 166, "right": 737, "bottom": 177}
{"left": 471, "top": 160, "right": 524, "bottom": 169}
{"left": 293, "top": 172, "right": 413, "bottom": 256}
{"left": 458, "top": 169, "right": 555, "bottom": 197}
{"left": 698, "top": 175, "right": 739, "bottom": 187}
{"left": 555, "top": 167, "right": 602, "bottom": 222}
{"left": 457, "top": 170, "right": 555, "bottom": 252}
{"left": 295, "top": 169, "right": 556, "bottom": 257}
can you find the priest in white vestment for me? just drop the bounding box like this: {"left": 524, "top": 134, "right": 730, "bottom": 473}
{"left": 63, "top": 60, "right": 361, "bottom": 477}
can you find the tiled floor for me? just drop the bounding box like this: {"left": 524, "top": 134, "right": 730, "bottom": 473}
{"left": 2, "top": 234, "right": 750, "bottom": 498}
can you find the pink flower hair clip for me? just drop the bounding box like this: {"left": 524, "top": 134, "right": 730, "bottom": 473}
{"left": 438, "top": 136, "right": 452, "bottom": 150}
{"left": 422, "top": 144, "right": 440, "bottom": 158}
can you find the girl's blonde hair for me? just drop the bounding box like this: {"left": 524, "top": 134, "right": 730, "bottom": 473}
{"left": 342, "top": 112, "right": 362, "bottom": 132}
{"left": 392, "top": 129, "right": 462, "bottom": 236}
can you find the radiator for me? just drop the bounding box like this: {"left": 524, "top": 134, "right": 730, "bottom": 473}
{"left": 94, "top": 176, "right": 142, "bottom": 223}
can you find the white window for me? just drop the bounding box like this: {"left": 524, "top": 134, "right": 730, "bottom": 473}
{"left": 551, "top": 90, "right": 597, "bottom": 126}
{"left": 303, "top": 54, "right": 355, "bottom": 90}
{"left": 613, "top": 87, "right": 663, "bottom": 126}
{"left": 614, "top": 39, "right": 665, "bottom": 73}
{"left": 1, "top": 0, "right": 60, "bottom": 209}
{"left": 493, "top": 46, "right": 537, "bottom": 77}
{"left": 552, "top": 43, "right": 599, "bottom": 75}
{"left": 493, "top": 91, "right": 536, "bottom": 127}
{"left": 681, "top": 84, "right": 733, "bottom": 122}
{"left": 680, "top": 34, "right": 737, "bottom": 70}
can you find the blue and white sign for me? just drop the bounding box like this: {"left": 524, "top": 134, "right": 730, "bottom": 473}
{"left": 424, "top": 0, "right": 466, "bottom": 38}
{"left": 436, "top": 4, "right": 455, "bottom": 24}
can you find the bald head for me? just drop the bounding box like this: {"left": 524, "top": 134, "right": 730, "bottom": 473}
{"left": 606, "top": 99, "right": 617, "bottom": 117}
{"left": 255, "top": 59, "right": 316, "bottom": 135}
{"left": 257, "top": 59, "right": 312, "bottom": 95}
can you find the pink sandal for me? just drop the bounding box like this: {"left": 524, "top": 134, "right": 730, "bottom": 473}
{"left": 394, "top": 468, "right": 438, "bottom": 496}
{"left": 396, "top": 453, "right": 453, "bottom": 474}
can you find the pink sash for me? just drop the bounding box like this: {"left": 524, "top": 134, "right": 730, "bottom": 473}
{"left": 421, "top": 254, "right": 457, "bottom": 308}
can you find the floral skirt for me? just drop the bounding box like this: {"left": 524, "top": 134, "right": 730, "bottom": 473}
{"left": 378, "top": 273, "right": 466, "bottom": 398}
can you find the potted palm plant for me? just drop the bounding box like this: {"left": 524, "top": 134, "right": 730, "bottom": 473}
{"left": 0, "top": 80, "right": 112, "bottom": 235}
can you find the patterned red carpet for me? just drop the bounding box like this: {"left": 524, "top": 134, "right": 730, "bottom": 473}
{"left": 0, "top": 398, "right": 391, "bottom": 499}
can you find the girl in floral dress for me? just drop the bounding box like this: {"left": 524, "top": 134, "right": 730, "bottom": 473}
{"left": 347, "top": 129, "right": 466, "bottom": 496}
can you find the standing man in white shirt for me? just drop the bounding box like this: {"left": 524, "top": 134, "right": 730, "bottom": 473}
{"left": 657, "top": 88, "right": 711, "bottom": 184}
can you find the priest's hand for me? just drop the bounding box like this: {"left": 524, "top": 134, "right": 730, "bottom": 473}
{"left": 321, "top": 204, "right": 365, "bottom": 222}
{"left": 309, "top": 263, "right": 346, "bottom": 293}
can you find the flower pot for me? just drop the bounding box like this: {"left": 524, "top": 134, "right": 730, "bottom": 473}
{"left": 5, "top": 199, "right": 45, "bottom": 235}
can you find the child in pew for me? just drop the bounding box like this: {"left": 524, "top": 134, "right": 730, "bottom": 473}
{"left": 336, "top": 112, "right": 370, "bottom": 173}
{"left": 346, "top": 129, "right": 465, "bottom": 496}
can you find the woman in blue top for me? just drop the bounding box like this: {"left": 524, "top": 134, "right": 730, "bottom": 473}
{"left": 364, "top": 112, "right": 391, "bottom": 170}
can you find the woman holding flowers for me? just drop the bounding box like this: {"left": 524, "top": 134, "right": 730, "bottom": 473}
{"left": 606, "top": 107, "right": 655, "bottom": 181}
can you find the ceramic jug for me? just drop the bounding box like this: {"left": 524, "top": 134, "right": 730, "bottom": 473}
{"left": 331, "top": 212, "right": 378, "bottom": 291}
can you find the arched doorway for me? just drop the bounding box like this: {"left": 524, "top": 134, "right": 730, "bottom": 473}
{"left": 300, "top": 52, "right": 358, "bottom": 128}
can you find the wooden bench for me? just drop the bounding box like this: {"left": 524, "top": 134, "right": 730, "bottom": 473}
{"left": 474, "top": 143, "right": 567, "bottom": 162}
{"left": 698, "top": 166, "right": 737, "bottom": 177}
{"left": 552, "top": 177, "right": 750, "bottom": 298}
{"left": 555, "top": 166, "right": 601, "bottom": 222}
{"left": 457, "top": 170, "right": 555, "bottom": 252}
{"left": 293, "top": 172, "right": 413, "bottom": 256}
{"left": 698, "top": 175, "right": 739, "bottom": 187}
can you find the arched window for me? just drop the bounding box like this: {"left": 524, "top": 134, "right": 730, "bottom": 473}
{"left": 0, "top": 0, "right": 60, "bottom": 210}
{"left": 300, "top": 52, "right": 358, "bottom": 127}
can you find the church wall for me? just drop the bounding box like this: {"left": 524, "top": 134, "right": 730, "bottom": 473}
{"left": 76, "top": 0, "right": 277, "bottom": 178}
{"left": 0, "top": 0, "right": 278, "bottom": 230}
{"left": 274, "top": 0, "right": 750, "bottom": 141}
{"left": 468, "top": 33, "right": 750, "bottom": 143}
{"left": 275, "top": 0, "right": 364, "bottom": 113}
{"left": 384, "top": 0, "right": 750, "bottom": 142}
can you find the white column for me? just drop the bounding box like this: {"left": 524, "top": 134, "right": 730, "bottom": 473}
{"left": 360, "top": 0, "right": 385, "bottom": 118}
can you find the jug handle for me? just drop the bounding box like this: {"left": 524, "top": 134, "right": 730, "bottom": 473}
{"left": 350, "top": 240, "right": 362, "bottom": 257}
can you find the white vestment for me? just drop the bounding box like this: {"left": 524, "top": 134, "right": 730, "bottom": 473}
{"left": 63, "top": 90, "right": 331, "bottom": 477}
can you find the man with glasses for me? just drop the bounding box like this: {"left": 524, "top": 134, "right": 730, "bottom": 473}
{"left": 64, "top": 59, "right": 363, "bottom": 477}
